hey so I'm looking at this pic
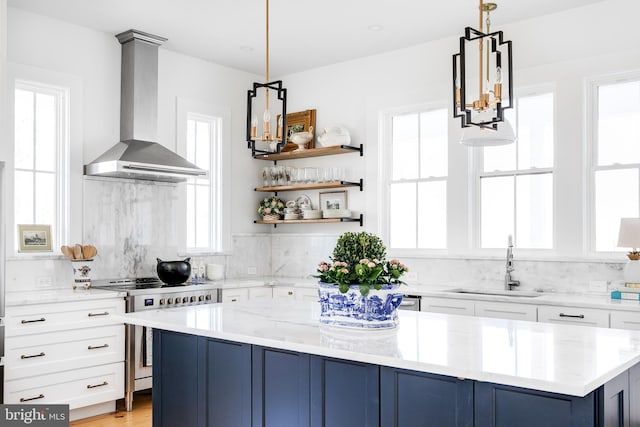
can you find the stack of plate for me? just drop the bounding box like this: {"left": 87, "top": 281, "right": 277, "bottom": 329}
{"left": 302, "top": 209, "right": 322, "bottom": 220}
{"left": 322, "top": 209, "right": 352, "bottom": 219}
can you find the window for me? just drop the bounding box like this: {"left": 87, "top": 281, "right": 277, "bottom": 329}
{"left": 388, "top": 108, "right": 448, "bottom": 249}
{"left": 13, "top": 81, "right": 68, "bottom": 252}
{"left": 590, "top": 77, "right": 640, "bottom": 252}
{"left": 185, "top": 113, "right": 221, "bottom": 251}
{"left": 477, "top": 92, "right": 554, "bottom": 249}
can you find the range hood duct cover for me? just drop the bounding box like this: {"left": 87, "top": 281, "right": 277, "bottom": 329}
{"left": 84, "top": 29, "right": 206, "bottom": 183}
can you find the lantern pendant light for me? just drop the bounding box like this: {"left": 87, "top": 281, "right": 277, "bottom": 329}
{"left": 246, "top": 0, "right": 287, "bottom": 156}
{"left": 453, "top": 0, "right": 515, "bottom": 146}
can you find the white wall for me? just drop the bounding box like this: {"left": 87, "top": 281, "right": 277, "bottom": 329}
{"left": 275, "top": 0, "right": 640, "bottom": 258}
{"left": 4, "top": 0, "right": 640, "bottom": 290}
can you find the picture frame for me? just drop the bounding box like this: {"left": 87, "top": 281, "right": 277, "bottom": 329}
{"left": 278, "top": 109, "right": 316, "bottom": 151}
{"left": 18, "top": 224, "right": 52, "bottom": 252}
{"left": 319, "top": 190, "right": 348, "bottom": 211}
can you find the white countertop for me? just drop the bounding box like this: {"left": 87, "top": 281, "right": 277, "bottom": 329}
{"left": 120, "top": 300, "right": 640, "bottom": 397}
{"left": 5, "top": 287, "right": 127, "bottom": 306}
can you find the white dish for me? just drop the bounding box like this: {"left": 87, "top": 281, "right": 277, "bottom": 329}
{"left": 295, "top": 194, "right": 312, "bottom": 210}
{"left": 302, "top": 210, "right": 322, "bottom": 220}
{"left": 284, "top": 214, "right": 300, "bottom": 220}
{"left": 322, "top": 209, "right": 352, "bottom": 219}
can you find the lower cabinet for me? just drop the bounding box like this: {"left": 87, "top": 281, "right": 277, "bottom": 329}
{"left": 153, "top": 329, "right": 637, "bottom": 427}
{"left": 380, "top": 367, "right": 472, "bottom": 427}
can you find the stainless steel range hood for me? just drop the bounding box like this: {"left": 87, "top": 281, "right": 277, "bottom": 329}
{"left": 84, "top": 30, "right": 206, "bottom": 183}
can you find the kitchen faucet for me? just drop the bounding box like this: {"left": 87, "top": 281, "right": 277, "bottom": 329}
{"left": 505, "top": 235, "right": 520, "bottom": 291}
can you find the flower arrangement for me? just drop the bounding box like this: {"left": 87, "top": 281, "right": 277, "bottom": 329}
{"left": 258, "top": 196, "right": 285, "bottom": 218}
{"left": 316, "top": 232, "right": 408, "bottom": 296}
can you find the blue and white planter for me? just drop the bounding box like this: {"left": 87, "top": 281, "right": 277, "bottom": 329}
{"left": 317, "top": 282, "right": 404, "bottom": 329}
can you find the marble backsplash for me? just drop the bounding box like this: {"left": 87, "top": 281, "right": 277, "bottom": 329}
{"left": 2, "top": 177, "right": 626, "bottom": 293}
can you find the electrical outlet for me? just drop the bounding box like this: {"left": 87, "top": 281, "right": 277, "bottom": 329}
{"left": 404, "top": 272, "right": 418, "bottom": 282}
{"left": 247, "top": 267, "right": 257, "bottom": 275}
{"left": 36, "top": 276, "right": 53, "bottom": 288}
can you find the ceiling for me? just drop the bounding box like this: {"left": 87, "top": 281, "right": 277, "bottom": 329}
{"left": 8, "top": 0, "right": 605, "bottom": 76}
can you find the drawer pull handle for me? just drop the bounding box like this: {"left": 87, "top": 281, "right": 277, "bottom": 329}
{"left": 559, "top": 313, "right": 585, "bottom": 319}
{"left": 87, "top": 381, "right": 109, "bottom": 389}
{"left": 88, "top": 311, "right": 109, "bottom": 317}
{"left": 21, "top": 317, "right": 45, "bottom": 324}
{"left": 88, "top": 344, "right": 109, "bottom": 350}
{"left": 20, "top": 394, "right": 44, "bottom": 402}
{"left": 21, "top": 352, "right": 45, "bottom": 359}
{"left": 288, "top": 291, "right": 293, "bottom": 296}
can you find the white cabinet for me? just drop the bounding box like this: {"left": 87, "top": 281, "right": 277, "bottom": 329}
{"left": 4, "top": 297, "right": 125, "bottom": 419}
{"left": 273, "top": 287, "right": 296, "bottom": 300}
{"left": 421, "top": 297, "right": 475, "bottom": 316}
{"left": 296, "top": 287, "right": 319, "bottom": 302}
{"left": 248, "top": 287, "right": 273, "bottom": 300}
{"left": 221, "top": 288, "right": 249, "bottom": 303}
{"left": 537, "top": 305, "right": 610, "bottom": 328}
{"left": 610, "top": 311, "right": 640, "bottom": 330}
{"left": 475, "top": 301, "right": 537, "bottom": 321}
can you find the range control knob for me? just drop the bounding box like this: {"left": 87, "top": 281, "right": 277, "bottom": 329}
{"left": 183, "top": 297, "right": 189, "bottom": 303}
{"left": 198, "top": 295, "right": 204, "bottom": 302}
{"left": 159, "top": 298, "right": 166, "bottom": 305}
{"left": 205, "top": 294, "right": 212, "bottom": 301}
{"left": 167, "top": 298, "right": 174, "bottom": 304}
{"left": 190, "top": 296, "right": 196, "bottom": 303}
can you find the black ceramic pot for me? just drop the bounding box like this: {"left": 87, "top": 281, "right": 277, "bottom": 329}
{"left": 156, "top": 257, "right": 191, "bottom": 285}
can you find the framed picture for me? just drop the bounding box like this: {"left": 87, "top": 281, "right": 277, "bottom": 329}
{"left": 18, "top": 224, "right": 52, "bottom": 252}
{"left": 278, "top": 109, "right": 316, "bottom": 151}
{"left": 319, "top": 190, "right": 348, "bottom": 211}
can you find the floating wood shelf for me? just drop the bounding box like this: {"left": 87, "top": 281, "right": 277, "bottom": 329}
{"left": 254, "top": 145, "right": 363, "bottom": 161}
{"left": 254, "top": 214, "right": 364, "bottom": 228}
{"left": 255, "top": 179, "right": 363, "bottom": 193}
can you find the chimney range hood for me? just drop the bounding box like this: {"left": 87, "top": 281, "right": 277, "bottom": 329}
{"left": 84, "top": 30, "right": 206, "bottom": 183}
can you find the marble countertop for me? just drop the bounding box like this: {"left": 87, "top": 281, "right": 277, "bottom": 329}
{"left": 5, "top": 287, "right": 127, "bottom": 306}
{"left": 120, "top": 300, "right": 640, "bottom": 397}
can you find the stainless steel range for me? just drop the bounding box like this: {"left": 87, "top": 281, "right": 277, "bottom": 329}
{"left": 93, "top": 277, "right": 220, "bottom": 411}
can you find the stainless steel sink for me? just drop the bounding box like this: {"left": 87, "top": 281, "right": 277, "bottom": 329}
{"left": 446, "top": 288, "right": 542, "bottom": 298}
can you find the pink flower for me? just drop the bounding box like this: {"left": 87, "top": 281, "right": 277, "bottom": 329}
{"left": 340, "top": 268, "right": 349, "bottom": 274}
{"left": 367, "top": 262, "right": 375, "bottom": 268}
{"left": 359, "top": 258, "right": 368, "bottom": 264}
{"left": 319, "top": 264, "right": 328, "bottom": 271}
{"left": 373, "top": 258, "right": 380, "bottom": 264}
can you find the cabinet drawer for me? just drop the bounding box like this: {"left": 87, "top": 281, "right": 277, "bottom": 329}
{"left": 610, "top": 311, "right": 640, "bottom": 330}
{"left": 4, "top": 362, "right": 124, "bottom": 409}
{"left": 273, "top": 287, "right": 296, "bottom": 299}
{"left": 475, "top": 301, "right": 537, "bottom": 321}
{"left": 5, "top": 325, "right": 124, "bottom": 380}
{"left": 5, "top": 298, "right": 125, "bottom": 336}
{"left": 249, "top": 287, "right": 273, "bottom": 299}
{"left": 221, "top": 288, "right": 248, "bottom": 303}
{"left": 538, "top": 306, "right": 609, "bottom": 327}
{"left": 421, "top": 297, "right": 474, "bottom": 316}
{"left": 296, "top": 287, "right": 319, "bottom": 302}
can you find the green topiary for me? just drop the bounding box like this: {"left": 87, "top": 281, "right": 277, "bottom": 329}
{"left": 332, "top": 232, "right": 387, "bottom": 267}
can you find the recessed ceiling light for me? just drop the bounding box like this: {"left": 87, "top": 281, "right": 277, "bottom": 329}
{"left": 368, "top": 25, "right": 383, "bottom": 31}
{"left": 240, "top": 46, "right": 254, "bottom": 53}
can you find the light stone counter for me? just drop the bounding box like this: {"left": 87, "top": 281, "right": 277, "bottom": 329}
{"left": 121, "top": 300, "right": 640, "bottom": 397}
{"left": 5, "top": 287, "right": 127, "bottom": 306}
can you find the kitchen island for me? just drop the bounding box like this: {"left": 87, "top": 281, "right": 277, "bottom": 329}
{"left": 121, "top": 300, "right": 640, "bottom": 427}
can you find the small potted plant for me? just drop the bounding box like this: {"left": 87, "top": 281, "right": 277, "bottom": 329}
{"left": 258, "top": 196, "right": 285, "bottom": 220}
{"left": 315, "top": 232, "right": 409, "bottom": 329}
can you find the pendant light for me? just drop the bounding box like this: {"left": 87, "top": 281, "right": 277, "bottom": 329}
{"left": 246, "top": 0, "right": 287, "bottom": 156}
{"left": 453, "top": 0, "right": 514, "bottom": 146}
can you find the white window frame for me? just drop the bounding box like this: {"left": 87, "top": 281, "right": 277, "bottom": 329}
{"left": 6, "top": 64, "right": 82, "bottom": 259}
{"left": 176, "top": 98, "right": 231, "bottom": 254}
{"left": 586, "top": 70, "right": 640, "bottom": 255}
{"left": 378, "top": 101, "right": 449, "bottom": 255}
{"left": 470, "top": 85, "right": 556, "bottom": 253}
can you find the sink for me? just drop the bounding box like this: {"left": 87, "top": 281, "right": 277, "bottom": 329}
{"left": 446, "top": 288, "right": 542, "bottom": 298}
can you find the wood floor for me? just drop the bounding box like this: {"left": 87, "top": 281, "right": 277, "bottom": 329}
{"left": 70, "top": 392, "right": 152, "bottom": 427}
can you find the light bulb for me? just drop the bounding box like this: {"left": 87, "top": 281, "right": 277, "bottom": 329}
{"left": 495, "top": 67, "right": 502, "bottom": 84}
{"left": 263, "top": 109, "right": 271, "bottom": 123}
{"left": 251, "top": 115, "right": 258, "bottom": 127}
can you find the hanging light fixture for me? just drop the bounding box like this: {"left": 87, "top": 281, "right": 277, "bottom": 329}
{"left": 247, "top": 0, "right": 287, "bottom": 156}
{"left": 453, "top": 0, "right": 514, "bottom": 146}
